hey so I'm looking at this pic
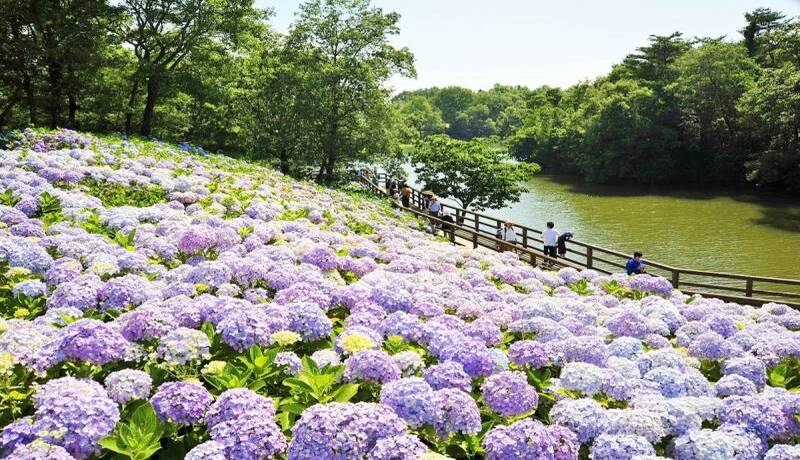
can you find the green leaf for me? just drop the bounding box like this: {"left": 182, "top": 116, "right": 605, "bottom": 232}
{"left": 330, "top": 383, "right": 359, "bottom": 402}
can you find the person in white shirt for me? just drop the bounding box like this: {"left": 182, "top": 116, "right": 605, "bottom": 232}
{"left": 542, "top": 221, "right": 559, "bottom": 259}
{"left": 497, "top": 220, "right": 517, "bottom": 252}
{"left": 428, "top": 196, "right": 442, "bottom": 217}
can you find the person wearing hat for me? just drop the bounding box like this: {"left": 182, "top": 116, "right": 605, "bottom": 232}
{"left": 496, "top": 220, "right": 518, "bottom": 252}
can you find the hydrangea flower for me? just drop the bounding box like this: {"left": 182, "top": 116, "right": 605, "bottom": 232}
{"left": 551, "top": 398, "right": 608, "bottom": 443}
{"left": 344, "top": 350, "right": 401, "bottom": 384}
{"left": 433, "top": 388, "right": 481, "bottom": 437}
{"left": 31, "top": 377, "right": 119, "bottom": 459}
{"left": 104, "top": 369, "right": 153, "bottom": 404}
{"left": 379, "top": 378, "right": 438, "bottom": 428}
{"left": 150, "top": 381, "right": 213, "bottom": 424}
{"left": 156, "top": 327, "right": 211, "bottom": 365}
{"left": 483, "top": 419, "right": 579, "bottom": 460}
{"left": 481, "top": 371, "right": 538, "bottom": 417}
{"left": 366, "top": 434, "right": 428, "bottom": 460}
{"left": 205, "top": 388, "right": 276, "bottom": 429}
{"left": 508, "top": 339, "right": 549, "bottom": 368}
{"left": 423, "top": 360, "right": 472, "bottom": 392}
{"left": 288, "top": 403, "right": 407, "bottom": 460}
{"left": 591, "top": 434, "right": 655, "bottom": 460}
{"left": 185, "top": 441, "right": 226, "bottom": 460}
{"left": 6, "top": 441, "right": 75, "bottom": 460}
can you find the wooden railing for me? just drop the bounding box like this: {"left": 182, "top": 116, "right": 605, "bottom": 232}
{"left": 359, "top": 171, "right": 800, "bottom": 308}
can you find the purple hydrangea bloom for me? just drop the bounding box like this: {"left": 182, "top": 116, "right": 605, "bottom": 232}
{"left": 32, "top": 377, "right": 119, "bottom": 459}
{"left": 379, "top": 378, "right": 438, "bottom": 428}
{"left": 765, "top": 444, "right": 800, "bottom": 460}
{"left": 209, "top": 412, "right": 287, "bottom": 460}
{"left": 591, "top": 434, "right": 655, "bottom": 460}
{"left": 12, "top": 280, "right": 47, "bottom": 298}
{"left": 434, "top": 388, "right": 482, "bottom": 437}
{"left": 381, "top": 311, "right": 422, "bottom": 342}
{"left": 437, "top": 339, "right": 495, "bottom": 378}
{"left": 300, "top": 246, "right": 338, "bottom": 270}
{"left": 216, "top": 307, "right": 283, "bottom": 351}
{"left": 205, "top": 388, "right": 275, "bottom": 429}
{"left": 717, "top": 394, "right": 790, "bottom": 440}
{"left": 287, "top": 403, "right": 407, "bottom": 460}
{"left": 276, "top": 351, "right": 302, "bottom": 375}
{"left": 0, "top": 417, "right": 35, "bottom": 456}
{"left": 715, "top": 374, "right": 757, "bottom": 397}
{"left": 366, "top": 434, "right": 427, "bottom": 460}
{"left": 670, "top": 425, "right": 764, "bottom": 460}
{"left": 423, "top": 360, "right": 472, "bottom": 392}
{"left": 286, "top": 302, "right": 333, "bottom": 341}
{"left": 687, "top": 332, "right": 740, "bottom": 361}
{"left": 551, "top": 398, "right": 609, "bottom": 443}
{"left": 178, "top": 226, "right": 218, "bottom": 254}
{"left": 156, "top": 327, "right": 210, "bottom": 365}
{"left": 98, "top": 274, "right": 157, "bottom": 310}
{"left": 484, "top": 418, "right": 579, "bottom": 460}
{"left": 6, "top": 441, "right": 75, "bottom": 460}
{"left": 606, "top": 310, "right": 649, "bottom": 339}
{"left": 344, "top": 350, "right": 401, "bottom": 384}
{"left": 150, "top": 381, "right": 213, "bottom": 424}
{"left": 185, "top": 441, "right": 226, "bottom": 460}
{"left": 508, "top": 339, "right": 549, "bottom": 368}
{"left": 46, "top": 275, "right": 102, "bottom": 311}
{"left": 104, "top": 369, "right": 153, "bottom": 404}
{"left": 49, "top": 319, "right": 131, "bottom": 367}
{"left": 482, "top": 371, "right": 538, "bottom": 417}
{"left": 723, "top": 355, "right": 766, "bottom": 389}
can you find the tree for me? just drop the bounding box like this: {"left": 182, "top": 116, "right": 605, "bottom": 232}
{"left": 739, "top": 64, "right": 800, "bottom": 191}
{"left": 411, "top": 135, "right": 539, "bottom": 221}
{"left": 396, "top": 95, "right": 447, "bottom": 140}
{"left": 120, "top": 0, "right": 264, "bottom": 136}
{"left": 670, "top": 42, "right": 760, "bottom": 178}
{"left": 741, "top": 8, "right": 786, "bottom": 65}
{"left": 289, "top": 0, "right": 415, "bottom": 182}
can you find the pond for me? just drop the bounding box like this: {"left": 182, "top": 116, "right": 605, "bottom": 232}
{"left": 405, "top": 173, "right": 800, "bottom": 280}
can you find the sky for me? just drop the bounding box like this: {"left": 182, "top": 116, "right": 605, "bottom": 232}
{"left": 255, "top": 0, "right": 800, "bottom": 92}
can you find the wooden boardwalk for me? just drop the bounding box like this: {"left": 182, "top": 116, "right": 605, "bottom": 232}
{"left": 358, "top": 172, "right": 800, "bottom": 308}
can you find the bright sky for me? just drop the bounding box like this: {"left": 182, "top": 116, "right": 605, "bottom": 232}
{"left": 256, "top": 0, "right": 800, "bottom": 92}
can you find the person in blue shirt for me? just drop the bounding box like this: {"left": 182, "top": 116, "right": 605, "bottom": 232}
{"left": 626, "top": 251, "right": 646, "bottom": 275}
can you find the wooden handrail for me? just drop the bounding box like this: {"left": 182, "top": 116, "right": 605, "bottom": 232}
{"left": 359, "top": 171, "right": 800, "bottom": 308}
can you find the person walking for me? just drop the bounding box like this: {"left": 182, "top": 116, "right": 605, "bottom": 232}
{"left": 542, "top": 221, "right": 559, "bottom": 259}
{"left": 400, "top": 183, "right": 411, "bottom": 208}
{"left": 496, "top": 220, "right": 518, "bottom": 252}
{"left": 626, "top": 251, "right": 647, "bottom": 275}
{"left": 428, "top": 195, "right": 442, "bottom": 217}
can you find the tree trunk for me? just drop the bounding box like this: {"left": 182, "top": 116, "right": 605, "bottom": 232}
{"left": 23, "top": 75, "right": 36, "bottom": 126}
{"left": 278, "top": 152, "right": 290, "bottom": 175}
{"left": 47, "top": 60, "right": 64, "bottom": 128}
{"left": 0, "top": 97, "right": 17, "bottom": 130}
{"left": 125, "top": 78, "right": 140, "bottom": 135}
{"left": 139, "top": 73, "right": 160, "bottom": 137}
{"left": 67, "top": 92, "right": 78, "bottom": 128}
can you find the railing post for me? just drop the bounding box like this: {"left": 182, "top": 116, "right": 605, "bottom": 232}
{"left": 671, "top": 270, "right": 680, "bottom": 289}
{"left": 522, "top": 227, "right": 528, "bottom": 249}
{"left": 473, "top": 217, "right": 479, "bottom": 249}
{"left": 586, "top": 247, "right": 593, "bottom": 269}
{"left": 745, "top": 279, "right": 753, "bottom": 297}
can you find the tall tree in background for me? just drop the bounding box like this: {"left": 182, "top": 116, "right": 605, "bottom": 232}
{"left": 289, "top": 0, "right": 415, "bottom": 182}
{"left": 120, "top": 0, "right": 264, "bottom": 135}
{"left": 741, "top": 8, "right": 786, "bottom": 65}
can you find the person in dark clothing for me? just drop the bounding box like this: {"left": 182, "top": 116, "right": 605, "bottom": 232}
{"left": 557, "top": 232, "right": 573, "bottom": 257}
{"left": 400, "top": 183, "right": 411, "bottom": 208}
{"left": 385, "top": 177, "right": 392, "bottom": 192}
{"left": 626, "top": 251, "right": 646, "bottom": 275}
{"left": 441, "top": 212, "right": 455, "bottom": 240}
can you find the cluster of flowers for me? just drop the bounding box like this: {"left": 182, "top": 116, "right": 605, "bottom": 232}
{"left": 0, "top": 129, "right": 797, "bottom": 459}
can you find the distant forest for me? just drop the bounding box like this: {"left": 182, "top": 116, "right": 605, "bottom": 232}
{"left": 394, "top": 8, "right": 800, "bottom": 192}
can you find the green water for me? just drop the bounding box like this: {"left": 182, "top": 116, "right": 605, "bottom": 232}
{"left": 407, "top": 173, "right": 800, "bottom": 279}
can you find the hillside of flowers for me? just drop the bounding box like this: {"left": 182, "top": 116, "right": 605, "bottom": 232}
{"left": 0, "top": 128, "right": 798, "bottom": 460}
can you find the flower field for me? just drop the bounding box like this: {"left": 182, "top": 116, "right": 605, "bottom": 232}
{"left": 0, "top": 128, "right": 798, "bottom": 460}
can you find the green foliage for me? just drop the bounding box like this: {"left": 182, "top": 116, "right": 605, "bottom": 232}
{"left": 567, "top": 279, "right": 592, "bottom": 296}
{"left": 276, "top": 207, "right": 310, "bottom": 221}
{"left": 0, "top": 189, "right": 20, "bottom": 207}
{"left": 99, "top": 401, "right": 168, "bottom": 460}
{"left": 277, "top": 357, "right": 359, "bottom": 430}
{"left": 345, "top": 217, "right": 374, "bottom": 235}
{"left": 202, "top": 344, "right": 284, "bottom": 394}
{"left": 37, "top": 191, "right": 63, "bottom": 227}
{"left": 0, "top": 364, "right": 36, "bottom": 426}
{"left": 412, "top": 135, "right": 538, "bottom": 212}
{"left": 768, "top": 357, "right": 800, "bottom": 390}
{"left": 81, "top": 178, "right": 167, "bottom": 207}
{"left": 79, "top": 210, "right": 137, "bottom": 250}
